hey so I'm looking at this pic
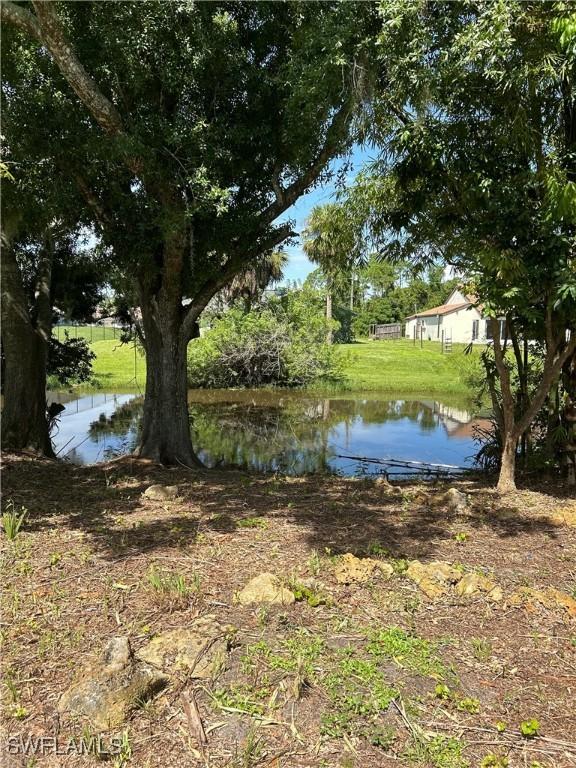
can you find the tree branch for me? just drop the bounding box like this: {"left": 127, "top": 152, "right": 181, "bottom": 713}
{"left": 0, "top": 1, "right": 41, "bottom": 38}
{"left": 182, "top": 222, "right": 295, "bottom": 338}
{"left": 515, "top": 332, "right": 576, "bottom": 438}
{"left": 491, "top": 317, "right": 515, "bottom": 433}
{"left": 21, "top": 1, "right": 125, "bottom": 137}
{"left": 72, "top": 172, "right": 112, "bottom": 229}
{"left": 261, "top": 98, "right": 354, "bottom": 225}
{"left": 34, "top": 228, "right": 54, "bottom": 341}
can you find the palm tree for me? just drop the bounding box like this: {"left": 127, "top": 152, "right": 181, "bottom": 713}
{"left": 218, "top": 250, "right": 288, "bottom": 312}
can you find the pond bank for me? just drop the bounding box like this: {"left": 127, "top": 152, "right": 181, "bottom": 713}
{"left": 85, "top": 337, "right": 480, "bottom": 395}
{"left": 2, "top": 455, "right": 575, "bottom": 767}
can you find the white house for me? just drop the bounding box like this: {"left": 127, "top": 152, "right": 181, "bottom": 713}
{"left": 405, "top": 289, "right": 504, "bottom": 345}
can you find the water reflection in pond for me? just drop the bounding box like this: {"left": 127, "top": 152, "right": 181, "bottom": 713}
{"left": 47, "top": 389, "right": 488, "bottom": 476}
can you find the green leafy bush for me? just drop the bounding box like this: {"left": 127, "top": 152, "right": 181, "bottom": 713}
{"left": 188, "top": 304, "right": 343, "bottom": 388}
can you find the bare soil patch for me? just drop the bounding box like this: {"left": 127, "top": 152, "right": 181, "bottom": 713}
{"left": 1, "top": 454, "right": 575, "bottom": 767}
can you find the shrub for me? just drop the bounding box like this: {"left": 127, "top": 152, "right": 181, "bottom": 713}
{"left": 47, "top": 333, "right": 95, "bottom": 387}
{"left": 188, "top": 306, "right": 343, "bottom": 388}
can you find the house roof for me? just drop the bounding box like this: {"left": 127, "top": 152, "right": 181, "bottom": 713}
{"left": 406, "top": 301, "right": 471, "bottom": 319}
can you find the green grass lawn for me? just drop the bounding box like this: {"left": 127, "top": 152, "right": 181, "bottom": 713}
{"left": 338, "top": 339, "right": 481, "bottom": 395}
{"left": 80, "top": 336, "right": 481, "bottom": 395}
{"left": 89, "top": 339, "right": 147, "bottom": 389}
{"left": 54, "top": 324, "right": 124, "bottom": 343}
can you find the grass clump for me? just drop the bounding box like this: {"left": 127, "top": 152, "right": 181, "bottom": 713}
{"left": 145, "top": 566, "right": 198, "bottom": 607}
{"left": 2, "top": 501, "right": 27, "bottom": 541}
{"left": 243, "top": 632, "right": 324, "bottom": 678}
{"left": 321, "top": 650, "right": 399, "bottom": 744}
{"left": 405, "top": 734, "right": 468, "bottom": 768}
{"left": 211, "top": 684, "right": 266, "bottom": 716}
{"left": 240, "top": 632, "right": 325, "bottom": 703}
{"left": 237, "top": 516, "right": 268, "bottom": 529}
{"left": 366, "top": 626, "right": 448, "bottom": 679}
{"left": 471, "top": 638, "right": 492, "bottom": 662}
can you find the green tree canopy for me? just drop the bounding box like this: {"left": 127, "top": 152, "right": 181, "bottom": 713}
{"left": 344, "top": 0, "right": 576, "bottom": 491}
{"left": 2, "top": 0, "right": 379, "bottom": 463}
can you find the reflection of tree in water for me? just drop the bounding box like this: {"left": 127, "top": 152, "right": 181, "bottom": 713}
{"left": 80, "top": 394, "right": 464, "bottom": 470}
{"left": 88, "top": 397, "right": 143, "bottom": 459}
{"left": 190, "top": 397, "right": 447, "bottom": 473}
{"left": 191, "top": 402, "right": 334, "bottom": 473}
{"left": 349, "top": 399, "right": 440, "bottom": 431}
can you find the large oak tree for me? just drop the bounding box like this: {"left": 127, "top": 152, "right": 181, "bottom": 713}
{"left": 2, "top": 1, "right": 379, "bottom": 464}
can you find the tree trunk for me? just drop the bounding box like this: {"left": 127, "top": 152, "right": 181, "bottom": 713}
{"left": 137, "top": 318, "right": 201, "bottom": 466}
{"left": 561, "top": 350, "right": 576, "bottom": 485}
{"left": 1, "top": 244, "right": 53, "bottom": 456}
{"left": 326, "top": 290, "right": 333, "bottom": 345}
{"left": 497, "top": 431, "right": 517, "bottom": 494}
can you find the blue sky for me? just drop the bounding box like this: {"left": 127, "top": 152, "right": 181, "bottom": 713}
{"left": 278, "top": 143, "right": 376, "bottom": 284}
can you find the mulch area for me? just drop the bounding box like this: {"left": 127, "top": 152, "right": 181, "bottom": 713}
{"left": 1, "top": 453, "right": 575, "bottom": 767}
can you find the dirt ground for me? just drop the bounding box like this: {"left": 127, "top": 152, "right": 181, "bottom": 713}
{"left": 1, "top": 454, "right": 575, "bottom": 768}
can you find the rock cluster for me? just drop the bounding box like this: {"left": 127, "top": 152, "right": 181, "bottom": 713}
{"left": 136, "top": 615, "right": 230, "bottom": 678}
{"left": 58, "top": 637, "right": 167, "bottom": 731}
{"left": 334, "top": 553, "right": 394, "bottom": 584}
{"left": 236, "top": 572, "right": 295, "bottom": 605}
{"left": 405, "top": 560, "right": 462, "bottom": 599}
{"left": 142, "top": 484, "right": 180, "bottom": 501}
{"left": 405, "top": 560, "right": 502, "bottom": 601}
{"left": 507, "top": 586, "right": 576, "bottom": 618}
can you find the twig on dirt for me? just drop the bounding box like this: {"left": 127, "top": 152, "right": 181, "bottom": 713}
{"left": 424, "top": 721, "right": 576, "bottom": 754}
{"left": 391, "top": 698, "right": 422, "bottom": 741}
{"left": 181, "top": 689, "right": 208, "bottom": 752}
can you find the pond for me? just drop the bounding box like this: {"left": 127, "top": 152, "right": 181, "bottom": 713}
{"left": 47, "top": 389, "right": 489, "bottom": 477}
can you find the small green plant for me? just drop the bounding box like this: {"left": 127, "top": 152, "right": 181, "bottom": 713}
{"left": 237, "top": 516, "right": 268, "bottom": 529}
{"left": 321, "top": 654, "right": 399, "bottom": 742}
{"left": 212, "top": 684, "right": 266, "bottom": 716}
{"left": 113, "top": 730, "right": 132, "bottom": 768}
{"left": 495, "top": 721, "right": 507, "bottom": 733}
{"left": 256, "top": 606, "right": 270, "bottom": 627}
{"left": 10, "top": 704, "right": 28, "bottom": 720}
{"left": 471, "top": 638, "right": 492, "bottom": 661}
{"left": 2, "top": 501, "right": 27, "bottom": 540}
{"left": 231, "top": 727, "right": 263, "bottom": 768}
{"left": 520, "top": 718, "right": 540, "bottom": 738}
{"left": 434, "top": 683, "right": 451, "bottom": 700}
{"left": 4, "top": 674, "right": 20, "bottom": 704}
{"left": 146, "top": 566, "right": 195, "bottom": 603}
{"left": 307, "top": 550, "right": 322, "bottom": 575}
{"left": 454, "top": 532, "right": 468, "bottom": 543}
{"left": 370, "top": 725, "right": 397, "bottom": 749}
{"left": 367, "top": 540, "right": 389, "bottom": 557}
{"left": 49, "top": 552, "right": 63, "bottom": 567}
{"left": 481, "top": 754, "right": 509, "bottom": 768}
{"left": 389, "top": 556, "right": 409, "bottom": 574}
{"left": 456, "top": 696, "right": 480, "bottom": 714}
{"left": 290, "top": 580, "right": 330, "bottom": 607}
{"left": 405, "top": 733, "right": 467, "bottom": 768}
{"left": 367, "top": 627, "right": 448, "bottom": 679}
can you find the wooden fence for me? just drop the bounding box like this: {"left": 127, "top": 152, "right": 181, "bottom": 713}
{"left": 369, "top": 323, "right": 404, "bottom": 340}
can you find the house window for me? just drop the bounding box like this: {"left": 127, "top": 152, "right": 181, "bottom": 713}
{"left": 472, "top": 319, "right": 479, "bottom": 341}
{"left": 485, "top": 319, "right": 506, "bottom": 340}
